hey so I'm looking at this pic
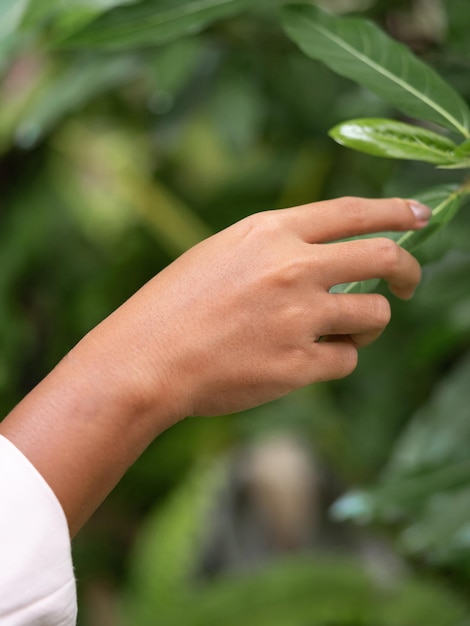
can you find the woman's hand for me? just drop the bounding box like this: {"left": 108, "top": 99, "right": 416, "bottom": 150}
{"left": 99, "top": 196, "right": 427, "bottom": 419}
{"left": 0, "top": 196, "right": 430, "bottom": 534}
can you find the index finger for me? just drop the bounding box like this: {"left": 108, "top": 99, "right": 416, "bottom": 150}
{"left": 283, "top": 196, "right": 432, "bottom": 243}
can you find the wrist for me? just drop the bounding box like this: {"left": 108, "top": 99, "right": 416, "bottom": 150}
{"left": 74, "top": 296, "right": 190, "bottom": 428}
{"left": 1, "top": 317, "right": 184, "bottom": 536}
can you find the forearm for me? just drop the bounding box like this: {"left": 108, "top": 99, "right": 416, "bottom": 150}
{"left": 0, "top": 319, "right": 177, "bottom": 537}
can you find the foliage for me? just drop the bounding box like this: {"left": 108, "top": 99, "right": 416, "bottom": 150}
{"left": 56, "top": 0, "right": 294, "bottom": 49}
{"left": 2, "top": 0, "right": 470, "bottom": 624}
{"left": 333, "top": 351, "right": 470, "bottom": 569}
{"left": 282, "top": 4, "right": 470, "bottom": 136}
{"left": 283, "top": 3, "right": 470, "bottom": 294}
{"left": 122, "top": 461, "right": 469, "bottom": 626}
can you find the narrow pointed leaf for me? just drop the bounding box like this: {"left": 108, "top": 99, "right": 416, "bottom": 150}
{"left": 332, "top": 185, "right": 468, "bottom": 294}
{"left": 58, "top": 0, "right": 292, "bottom": 49}
{"left": 282, "top": 5, "right": 470, "bottom": 138}
{"left": 334, "top": 461, "right": 470, "bottom": 520}
{"left": 437, "top": 160, "right": 470, "bottom": 170}
{"left": 455, "top": 138, "right": 470, "bottom": 157}
{"left": 329, "top": 118, "right": 460, "bottom": 165}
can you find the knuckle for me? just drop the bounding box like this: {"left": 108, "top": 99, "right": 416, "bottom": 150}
{"left": 375, "top": 237, "right": 401, "bottom": 270}
{"left": 393, "top": 196, "right": 411, "bottom": 217}
{"left": 338, "top": 197, "right": 368, "bottom": 228}
{"left": 241, "top": 210, "right": 283, "bottom": 239}
{"left": 289, "top": 345, "right": 315, "bottom": 377}
{"left": 371, "top": 295, "right": 391, "bottom": 328}
{"left": 415, "top": 261, "right": 423, "bottom": 285}
{"left": 316, "top": 343, "right": 359, "bottom": 382}
{"left": 332, "top": 344, "right": 358, "bottom": 379}
{"left": 341, "top": 344, "right": 359, "bottom": 376}
{"left": 272, "top": 257, "right": 306, "bottom": 289}
{"left": 323, "top": 292, "right": 342, "bottom": 320}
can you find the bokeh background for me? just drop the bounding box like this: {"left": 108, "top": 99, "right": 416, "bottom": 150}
{"left": 2, "top": 0, "right": 470, "bottom": 624}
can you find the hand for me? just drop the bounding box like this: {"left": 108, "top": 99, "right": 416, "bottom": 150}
{"left": 90, "top": 196, "right": 427, "bottom": 420}
{"left": 1, "top": 196, "right": 429, "bottom": 534}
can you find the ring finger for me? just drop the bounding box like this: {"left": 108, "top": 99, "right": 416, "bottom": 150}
{"left": 316, "top": 292, "right": 392, "bottom": 348}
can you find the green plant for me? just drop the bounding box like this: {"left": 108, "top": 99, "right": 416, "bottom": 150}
{"left": 123, "top": 460, "right": 469, "bottom": 626}
{"left": 278, "top": 3, "right": 470, "bottom": 599}
{"left": 6, "top": 3, "right": 470, "bottom": 276}
{"left": 3, "top": 2, "right": 470, "bottom": 624}
{"left": 281, "top": 4, "right": 470, "bottom": 293}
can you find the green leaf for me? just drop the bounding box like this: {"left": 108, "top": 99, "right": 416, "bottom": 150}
{"left": 334, "top": 351, "right": 470, "bottom": 563}
{"left": 399, "top": 487, "right": 470, "bottom": 559}
{"left": 282, "top": 5, "right": 470, "bottom": 138}
{"left": 329, "top": 118, "right": 460, "bottom": 165}
{"left": 127, "top": 461, "right": 229, "bottom": 607}
{"left": 21, "top": 0, "right": 140, "bottom": 39}
{"left": 456, "top": 139, "right": 470, "bottom": 155}
{"left": 58, "top": 0, "right": 291, "bottom": 50}
{"left": 333, "top": 461, "right": 470, "bottom": 521}
{"left": 332, "top": 185, "right": 468, "bottom": 294}
{"left": 388, "top": 351, "right": 470, "bottom": 475}
{"left": 125, "top": 457, "right": 468, "bottom": 626}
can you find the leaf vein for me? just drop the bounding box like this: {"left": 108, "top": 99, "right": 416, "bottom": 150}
{"left": 304, "top": 17, "right": 470, "bottom": 137}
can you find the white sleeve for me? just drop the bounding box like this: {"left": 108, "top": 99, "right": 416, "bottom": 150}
{"left": 0, "top": 435, "right": 77, "bottom": 626}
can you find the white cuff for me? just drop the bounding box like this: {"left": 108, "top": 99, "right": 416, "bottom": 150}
{"left": 0, "top": 435, "right": 77, "bottom": 626}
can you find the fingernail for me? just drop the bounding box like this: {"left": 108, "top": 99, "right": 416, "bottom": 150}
{"left": 408, "top": 200, "right": 432, "bottom": 222}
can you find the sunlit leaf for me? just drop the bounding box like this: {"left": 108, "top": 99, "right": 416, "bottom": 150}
{"left": 58, "top": 0, "right": 292, "bottom": 50}
{"left": 282, "top": 5, "right": 470, "bottom": 137}
{"left": 332, "top": 185, "right": 468, "bottom": 294}
{"left": 329, "top": 118, "right": 460, "bottom": 165}
{"left": 455, "top": 139, "right": 470, "bottom": 157}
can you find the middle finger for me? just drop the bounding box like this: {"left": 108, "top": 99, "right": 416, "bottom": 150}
{"left": 313, "top": 237, "right": 421, "bottom": 299}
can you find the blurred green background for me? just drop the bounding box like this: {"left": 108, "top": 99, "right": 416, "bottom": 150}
{"left": 2, "top": 0, "right": 470, "bottom": 624}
